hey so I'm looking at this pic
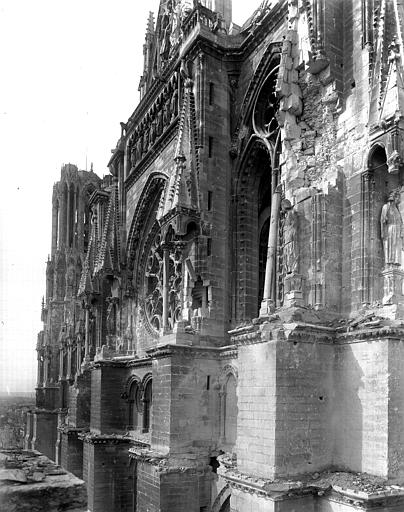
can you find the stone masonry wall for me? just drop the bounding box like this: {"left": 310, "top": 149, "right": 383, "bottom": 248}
{"left": 152, "top": 349, "right": 220, "bottom": 459}
{"left": 90, "top": 366, "right": 128, "bottom": 435}
{"left": 61, "top": 431, "right": 84, "bottom": 478}
{"left": 31, "top": 412, "right": 58, "bottom": 461}
{"left": 334, "top": 339, "right": 389, "bottom": 476}
{"left": 196, "top": 51, "right": 232, "bottom": 340}
{"left": 236, "top": 341, "right": 277, "bottom": 477}
{"left": 137, "top": 460, "right": 160, "bottom": 512}
{"left": 274, "top": 338, "right": 334, "bottom": 477}
{"left": 84, "top": 441, "right": 133, "bottom": 512}
{"left": 68, "top": 371, "right": 91, "bottom": 428}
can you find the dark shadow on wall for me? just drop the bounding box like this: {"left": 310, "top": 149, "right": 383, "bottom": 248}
{"left": 332, "top": 343, "right": 364, "bottom": 472}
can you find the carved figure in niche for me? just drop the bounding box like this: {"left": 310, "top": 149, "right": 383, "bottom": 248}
{"left": 150, "top": 117, "right": 156, "bottom": 145}
{"left": 381, "top": 191, "right": 403, "bottom": 266}
{"left": 140, "top": 131, "right": 146, "bottom": 155}
{"left": 56, "top": 271, "right": 65, "bottom": 300}
{"left": 144, "top": 125, "right": 151, "bottom": 153}
{"left": 106, "top": 299, "right": 117, "bottom": 336}
{"left": 135, "top": 132, "right": 142, "bottom": 161}
{"left": 180, "top": 0, "right": 193, "bottom": 19}
{"left": 170, "top": 2, "right": 182, "bottom": 49}
{"left": 191, "top": 276, "right": 204, "bottom": 331}
{"left": 212, "top": 12, "right": 226, "bottom": 34}
{"left": 163, "top": 100, "right": 170, "bottom": 126}
{"left": 170, "top": 87, "right": 179, "bottom": 121}
{"left": 156, "top": 107, "right": 163, "bottom": 136}
{"left": 160, "top": 1, "right": 173, "bottom": 62}
{"left": 283, "top": 202, "right": 298, "bottom": 274}
{"left": 387, "top": 149, "right": 402, "bottom": 174}
{"left": 130, "top": 137, "right": 137, "bottom": 168}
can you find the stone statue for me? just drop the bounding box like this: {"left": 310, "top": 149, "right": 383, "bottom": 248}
{"left": 160, "top": 1, "right": 173, "bottom": 62}
{"left": 156, "top": 107, "right": 163, "bottom": 136}
{"left": 106, "top": 300, "right": 116, "bottom": 336}
{"left": 283, "top": 204, "right": 298, "bottom": 274}
{"left": 130, "top": 144, "right": 137, "bottom": 168}
{"left": 135, "top": 135, "right": 142, "bottom": 161}
{"left": 381, "top": 191, "right": 403, "bottom": 266}
{"left": 170, "top": 87, "right": 179, "bottom": 120}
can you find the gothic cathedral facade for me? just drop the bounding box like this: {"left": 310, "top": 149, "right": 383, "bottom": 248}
{"left": 26, "top": 0, "right": 404, "bottom": 511}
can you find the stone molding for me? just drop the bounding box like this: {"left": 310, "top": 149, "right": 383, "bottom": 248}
{"left": 219, "top": 465, "right": 404, "bottom": 507}
{"left": 78, "top": 432, "right": 132, "bottom": 445}
{"left": 229, "top": 317, "right": 404, "bottom": 347}
{"left": 124, "top": 121, "right": 178, "bottom": 191}
{"left": 146, "top": 343, "right": 223, "bottom": 360}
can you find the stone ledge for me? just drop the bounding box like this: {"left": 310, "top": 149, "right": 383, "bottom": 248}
{"left": 78, "top": 432, "right": 132, "bottom": 445}
{"left": 218, "top": 465, "right": 404, "bottom": 507}
{"left": 0, "top": 449, "right": 86, "bottom": 512}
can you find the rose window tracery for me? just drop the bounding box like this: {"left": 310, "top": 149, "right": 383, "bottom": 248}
{"left": 144, "top": 231, "right": 183, "bottom": 334}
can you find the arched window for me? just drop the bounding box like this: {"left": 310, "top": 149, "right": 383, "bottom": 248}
{"left": 223, "top": 374, "right": 237, "bottom": 449}
{"left": 128, "top": 380, "right": 142, "bottom": 430}
{"left": 142, "top": 378, "right": 152, "bottom": 433}
{"left": 235, "top": 144, "right": 273, "bottom": 320}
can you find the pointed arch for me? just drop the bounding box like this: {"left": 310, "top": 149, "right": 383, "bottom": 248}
{"left": 127, "top": 173, "right": 168, "bottom": 260}
{"left": 232, "top": 42, "right": 282, "bottom": 146}
{"left": 126, "top": 173, "right": 168, "bottom": 293}
{"left": 233, "top": 139, "right": 274, "bottom": 321}
{"left": 211, "top": 484, "right": 231, "bottom": 512}
{"left": 141, "top": 373, "right": 153, "bottom": 433}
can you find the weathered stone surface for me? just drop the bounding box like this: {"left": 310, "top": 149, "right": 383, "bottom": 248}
{"left": 0, "top": 449, "right": 86, "bottom": 511}
{"left": 24, "top": 0, "right": 404, "bottom": 511}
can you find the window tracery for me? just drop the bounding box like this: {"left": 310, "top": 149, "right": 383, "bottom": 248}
{"left": 143, "top": 229, "right": 183, "bottom": 334}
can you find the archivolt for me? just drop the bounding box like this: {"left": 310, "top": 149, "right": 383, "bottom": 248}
{"left": 211, "top": 484, "right": 231, "bottom": 512}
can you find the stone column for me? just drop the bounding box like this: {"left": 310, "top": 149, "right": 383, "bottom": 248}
{"left": 73, "top": 187, "right": 77, "bottom": 249}
{"left": 218, "top": 390, "right": 226, "bottom": 443}
{"left": 260, "top": 186, "right": 282, "bottom": 316}
{"left": 44, "top": 354, "right": 49, "bottom": 385}
{"left": 162, "top": 244, "right": 170, "bottom": 333}
{"left": 76, "top": 340, "right": 82, "bottom": 376}
{"left": 67, "top": 186, "right": 72, "bottom": 248}
{"left": 361, "top": 169, "right": 374, "bottom": 305}
{"left": 59, "top": 346, "right": 64, "bottom": 381}
{"left": 77, "top": 194, "right": 85, "bottom": 253}
{"left": 84, "top": 306, "right": 90, "bottom": 363}
{"left": 67, "top": 343, "right": 72, "bottom": 381}
{"left": 37, "top": 353, "right": 43, "bottom": 388}
{"left": 51, "top": 202, "right": 58, "bottom": 255}
{"left": 58, "top": 187, "right": 67, "bottom": 249}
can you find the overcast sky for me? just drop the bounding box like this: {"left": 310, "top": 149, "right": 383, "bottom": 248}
{"left": 0, "top": 0, "right": 263, "bottom": 393}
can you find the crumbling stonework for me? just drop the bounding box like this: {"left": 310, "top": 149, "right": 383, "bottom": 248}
{"left": 26, "top": 0, "right": 404, "bottom": 510}
{"left": 0, "top": 449, "right": 86, "bottom": 511}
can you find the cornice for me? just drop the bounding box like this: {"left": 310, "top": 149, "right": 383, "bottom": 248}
{"left": 57, "top": 426, "right": 87, "bottom": 435}
{"left": 219, "top": 344, "right": 238, "bottom": 359}
{"left": 146, "top": 343, "right": 224, "bottom": 360}
{"left": 336, "top": 325, "right": 404, "bottom": 344}
{"left": 79, "top": 432, "right": 132, "bottom": 445}
{"left": 219, "top": 466, "right": 404, "bottom": 506}
{"left": 128, "top": 447, "right": 210, "bottom": 476}
{"left": 90, "top": 359, "right": 128, "bottom": 370}
{"left": 125, "top": 356, "right": 152, "bottom": 369}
